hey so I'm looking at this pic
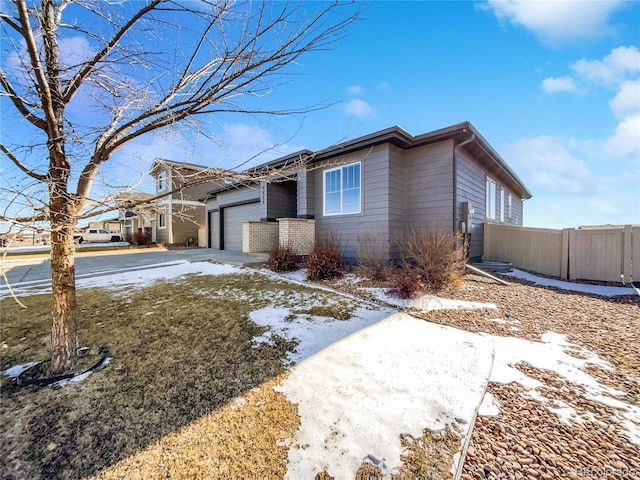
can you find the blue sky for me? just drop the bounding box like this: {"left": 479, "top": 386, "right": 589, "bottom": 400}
{"left": 131, "top": 0, "right": 640, "bottom": 229}
{"left": 2, "top": 1, "right": 639, "bottom": 229}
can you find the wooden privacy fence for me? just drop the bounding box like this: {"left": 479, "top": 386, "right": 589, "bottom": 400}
{"left": 483, "top": 223, "right": 639, "bottom": 283}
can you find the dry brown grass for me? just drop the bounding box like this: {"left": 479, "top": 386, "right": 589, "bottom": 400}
{"left": 395, "top": 426, "right": 461, "bottom": 479}
{"left": 0, "top": 271, "right": 357, "bottom": 480}
{"left": 90, "top": 375, "right": 299, "bottom": 479}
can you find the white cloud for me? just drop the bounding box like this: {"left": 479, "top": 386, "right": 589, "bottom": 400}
{"left": 503, "top": 136, "right": 596, "bottom": 195}
{"left": 571, "top": 46, "right": 640, "bottom": 87}
{"left": 115, "top": 123, "right": 305, "bottom": 182}
{"left": 376, "top": 81, "right": 389, "bottom": 90}
{"left": 603, "top": 114, "right": 640, "bottom": 159}
{"left": 609, "top": 79, "right": 640, "bottom": 119}
{"left": 343, "top": 99, "right": 375, "bottom": 119}
{"left": 537, "top": 48, "right": 640, "bottom": 162}
{"left": 586, "top": 198, "right": 623, "bottom": 217}
{"left": 347, "top": 85, "right": 363, "bottom": 94}
{"left": 503, "top": 135, "right": 640, "bottom": 228}
{"left": 484, "top": 0, "right": 625, "bottom": 45}
{"left": 218, "top": 123, "right": 306, "bottom": 168}
{"left": 541, "top": 76, "right": 582, "bottom": 94}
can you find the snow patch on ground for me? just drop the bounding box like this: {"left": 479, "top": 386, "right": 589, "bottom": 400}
{"left": 276, "top": 313, "right": 495, "bottom": 479}
{"left": 503, "top": 268, "right": 636, "bottom": 297}
{"left": 52, "top": 357, "right": 113, "bottom": 388}
{"left": 360, "top": 288, "right": 498, "bottom": 311}
{"left": 483, "top": 331, "right": 640, "bottom": 444}
{"left": 478, "top": 392, "right": 500, "bottom": 417}
{"left": 3, "top": 362, "right": 40, "bottom": 378}
{"left": 249, "top": 305, "right": 395, "bottom": 365}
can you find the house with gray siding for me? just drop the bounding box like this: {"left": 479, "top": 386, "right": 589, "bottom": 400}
{"left": 149, "top": 159, "right": 223, "bottom": 246}
{"left": 203, "top": 121, "right": 532, "bottom": 261}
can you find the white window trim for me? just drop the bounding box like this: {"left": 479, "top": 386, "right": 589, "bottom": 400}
{"left": 323, "top": 162, "right": 362, "bottom": 216}
{"left": 157, "top": 170, "right": 168, "bottom": 192}
{"left": 158, "top": 208, "right": 167, "bottom": 229}
{"left": 500, "top": 187, "right": 505, "bottom": 223}
{"left": 508, "top": 193, "right": 513, "bottom": 220}
{"left": 486, "top": 177, "right": 496, "bottom": 220}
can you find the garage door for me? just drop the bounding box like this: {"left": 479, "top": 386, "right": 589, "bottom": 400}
{"left": 223, "top": 202, "right": 260, "bottom": 251}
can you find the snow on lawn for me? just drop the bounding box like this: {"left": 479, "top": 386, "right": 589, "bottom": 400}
{"left": 250, "top": 305, "right": 395, "bottom": 365}
{"left": 275, "top": 313, "right": 495, "bottom": 479}
{"left": 3, "top": 361, "right": 40, "bottom": 378}
{"left": 254, "top": 274, "right": 640, "bottom": 476}
{"left": 504, "top": 268, "right": 636, "bottom": 297}
{"left": 6, "top": 256, "right": 637, "bottom": 472}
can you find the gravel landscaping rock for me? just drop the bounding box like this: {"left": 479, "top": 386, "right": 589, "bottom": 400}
{"left": 416, "top": 274, "right": 640, "bottom": 480}
{"left": 327, "top": 271, "right": 639, "bottom": 479}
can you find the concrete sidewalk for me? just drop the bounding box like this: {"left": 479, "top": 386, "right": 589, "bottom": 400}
{"left": 1, "top": 248, "right": 267, "bottom": 294}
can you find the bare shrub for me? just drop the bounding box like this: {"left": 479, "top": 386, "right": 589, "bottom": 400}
{"left": 306, "top": 234, "right": 343, "bottom": 281}
{"left": 356, "top": 232, "right": 390, "bottom": 281}
{"left": 390, "top": 271, "right": 422, "bottom": 299}
{"left": 267, "top": 244, "right": 298, "bottom": 272}
{"left": 397, "top": 228, "right": 465, "bottom": 292}
{"left": 132, "top": 228, "right": 148, "bottom": 246}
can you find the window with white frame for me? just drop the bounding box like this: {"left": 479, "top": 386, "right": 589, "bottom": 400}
{"left": 486, "top": 178, "right": 496, "bottom": 220}
{"left": 324, "top": 162, "right": 361, "bottom": 215}
{"left": 507, "top": 193, "right": 513, "bottom": 220}
{"left": 158, "top": 209, "right": 166, "bottom": 228}
{"left": 500, "top": 187, "right": 505, "bottom": 222}
{"left": 157, "top": 170, "right": 168, "bottom": 191}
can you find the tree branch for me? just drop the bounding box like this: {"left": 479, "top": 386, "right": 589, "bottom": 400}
{"left": 15, "top": 0, "right": 57, "bottom": 132}
{"left": 62, "top": 0, "right": 163, "bottom": 104}
{"left": 0, "top": 143, "right": 48, "bottom": 181}
{"left": 0, "top": 72, "right": 48, "bottom": 130}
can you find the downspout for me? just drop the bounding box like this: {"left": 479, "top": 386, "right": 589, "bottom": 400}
{"left": 452, "top": 133, "right": 476, "bottom": 232}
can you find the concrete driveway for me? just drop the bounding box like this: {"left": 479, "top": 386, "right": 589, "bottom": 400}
{"left": 0, "top": 247, "right": 266, "bottom": 296}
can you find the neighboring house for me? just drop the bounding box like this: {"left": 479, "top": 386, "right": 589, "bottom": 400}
{"left": 87, "top": 219, "right": 121, "bottom": 234}
{"left": 204, "top": 121, "right": 532, "bottom": 262}
{"left": 115, "top": 193, "right": 157, "bottom": 242}
{"left": 148, "top": 159, "right": 221, "bottom": 246}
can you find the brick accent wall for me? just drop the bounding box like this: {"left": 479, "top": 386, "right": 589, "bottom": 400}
{"left": 278, "top": 218, "right": 315, "bottom": 255}
{"left": 242, "top": 221, "right": 279, "bottom": 253}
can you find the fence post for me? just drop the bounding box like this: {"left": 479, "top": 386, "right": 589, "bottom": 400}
{"left": 567, "top": 228, "right": 577, "bottom": 280}
{"left": 623, "top": 225, "right": 632, "bottom": 284}
{"left": 561, "top": 228, "right": 571, "bottom": 280}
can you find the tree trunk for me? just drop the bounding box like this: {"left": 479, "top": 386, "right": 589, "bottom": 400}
{"left": 50, "top": 220, "right": 78, "bottom": 374}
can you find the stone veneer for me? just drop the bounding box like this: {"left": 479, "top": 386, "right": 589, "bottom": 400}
{"left": 278, "top": 218, "right": 315, "bottom": 255}
{"left": 242, "top": 221, "right": 278, "bottom": 253}
{"left": 242, "top": 218, "right": 316, "bottom": 254}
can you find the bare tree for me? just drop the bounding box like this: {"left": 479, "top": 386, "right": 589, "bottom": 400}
{"left": 0, "top": 0, "right": 360, "bottom": 374}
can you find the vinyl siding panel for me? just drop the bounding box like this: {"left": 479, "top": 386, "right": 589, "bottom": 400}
{"left": 296, "top": 168, "right": 315, "bottom": 218}
{"left": 388, "top": 144, "right": 407, "bottom": 258}
{"left": 405, "top": 140, "right": 454, "bottom": 230}
{"left": 456, "top": 150, "right": 487, "bottom": 259}
{"left": 455, "top": 149, "right": 526, "bottom": 259}
{"left": 312, "top": 144, "right": 391, "bottom": 262}
{"left": 209, "top": 185, "right": 261, "bottom": 207}
{"left": 170, "top": 204, "right": 205, "bottom": 245}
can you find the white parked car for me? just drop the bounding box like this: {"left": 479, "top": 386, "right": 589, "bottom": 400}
{"left": 74, "top": 229, "right": 122, "bottom": 244}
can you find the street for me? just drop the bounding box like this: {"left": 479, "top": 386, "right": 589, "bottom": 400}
{"left": 0, "top": 248, "right": 266, "bottom": 296}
